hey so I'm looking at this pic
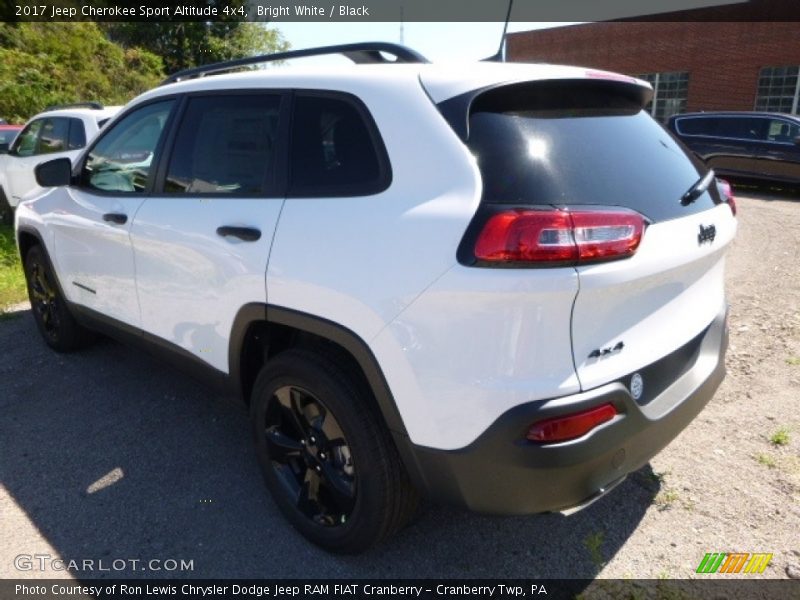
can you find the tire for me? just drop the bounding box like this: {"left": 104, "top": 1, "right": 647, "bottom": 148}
{"left": 0, "top": 187, "right": 13, "bottom": 226}
{"left": 23, "top": 245, "right": 93, "bottom": 352}
{"left": 250, "top": 348, "right": 419, "bottom": 553}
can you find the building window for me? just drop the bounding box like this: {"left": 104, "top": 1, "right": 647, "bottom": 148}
{"left": 635, "top": 71, "right": 689, "bottom": 122}
{"left": 755, "top": 66, "right": 800, "bottom": 114}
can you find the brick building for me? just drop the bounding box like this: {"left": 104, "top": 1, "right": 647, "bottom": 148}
{"left": 506, "top": 1, "right": 800, "bottom": 121}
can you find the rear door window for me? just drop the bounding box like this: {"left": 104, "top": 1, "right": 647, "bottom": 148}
{"left": 67, "top": 118, "right": 87, "bottom": 150}
{"left": 464, "top": 80, "right": 715, "bottom": 223}
{"left": 715, "top": 117, "right": 767, "bottom": 140}
{"left": 164, "top": 94, "right": 281, "bottom": 195}
{"left": 288, "top": 94, "right": 389, "bottom": 196}
{"left": 676, "top": 117, "right": 718, "bottom": 136}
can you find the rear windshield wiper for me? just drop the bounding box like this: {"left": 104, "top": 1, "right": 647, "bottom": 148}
{"left": 681, "top": 170, "right": 715, "bottom": 206}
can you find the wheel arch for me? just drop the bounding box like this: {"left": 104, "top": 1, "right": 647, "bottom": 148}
{"left": 229, "top": 303, "right": 409, "bottom": 438}
{"left": 15, "top": 225, "right": 45, "bottom": 263}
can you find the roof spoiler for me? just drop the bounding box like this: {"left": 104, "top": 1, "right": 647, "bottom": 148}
{"left": 437, "top": 78, "right": 654, "bottom": 142}
{"left": 161, "top": 42, "right": 430, "bottom": 86}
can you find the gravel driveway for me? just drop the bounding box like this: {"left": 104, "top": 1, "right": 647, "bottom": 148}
{"left": 0, "top": 191, "right": 797, "bottom": 581}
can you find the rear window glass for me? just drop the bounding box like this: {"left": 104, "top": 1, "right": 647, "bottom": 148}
{"left": 465, "top": 81, "right": 715, "bottom": 222}
{"left": 289, "top": 94, "right": 388, "bottom": 196}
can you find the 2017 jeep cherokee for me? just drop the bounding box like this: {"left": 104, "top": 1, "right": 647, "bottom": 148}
{"left": 16, "top": 43, "right": 736, "bottom": 553}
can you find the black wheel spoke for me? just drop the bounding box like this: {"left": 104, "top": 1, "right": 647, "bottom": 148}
{"left": 290, "top": 387, "right": 317, "bottom": 434}
{"left": 319, "top": 463, "right": 356, "bottom": 514}
{"left": 274, "top": 463, "right": 303, "bottom": 499}
{"left": 263, "top": 383, "right": 358, "bottom": 528}
{"left": 265, "top": 428, "right": 304, "bottom": 461}
{"left": 274, "top": 387, "right": 307, "bottom": 438}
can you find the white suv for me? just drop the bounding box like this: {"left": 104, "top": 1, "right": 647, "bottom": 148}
{"left": 0, "top": 103, "right": 120, "bottom": 223}
{"left": 15, "top": 43, "right": 736, "bottom": 553}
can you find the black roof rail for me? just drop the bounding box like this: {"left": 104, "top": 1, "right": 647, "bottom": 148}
{"left": 44, "top": 102, "right": 104, "bottom": 111}
{"left": 160, "top": 42, "right": 430, "bottom": 86}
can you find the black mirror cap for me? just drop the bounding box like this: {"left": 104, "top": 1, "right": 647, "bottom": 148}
{"left": 35, "top": 158, "right": 72, "bottom": 188}
{"left": 794, "top": 135, "right": 800, "bottom": 146}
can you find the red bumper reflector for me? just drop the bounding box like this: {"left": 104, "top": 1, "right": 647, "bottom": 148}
{"left": 717, "top": 178, "right": 736, "bottom": 216}
{"left": 527, "top": 403, "right": 618, "bottom": 443}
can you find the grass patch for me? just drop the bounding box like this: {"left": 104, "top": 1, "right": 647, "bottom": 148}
{"left": 0, "top": 223, "right": 27, "bottom": 312}
{"left": 787, "top": 356, "right": 800, "bottom": 366}
{"left": 583, "top": 531, "right": 605, "bottom": 569}
{"left": 755, "top": 453, "right": 777, "bottom": 468}
{"left": 770, "top": 427, "right": 790, "bottom": 446}
{"left": 655, "top": 488, "right": 680, "bottom": 509}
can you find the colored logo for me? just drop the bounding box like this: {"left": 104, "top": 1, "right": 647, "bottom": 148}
{"left": 696, "top": 552, "right": 773, "bottom": 574}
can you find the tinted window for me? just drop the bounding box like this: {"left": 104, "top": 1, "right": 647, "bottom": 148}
{"left": 766, "top": 119, "right": 800, "bottom": 143}
{"left": 67, "top": 118, "right": 86, "bottom": 150}
{"left": 715, "top": 117, "right": 767, "bottom": 140}
{"left": 81, "top": 100, "right": 174, "bottom": 194}
{"left": 37, "top": 118, "right": 70, "bottom": 154}
{"left": 289, "top": 95, "right": 386, "bottom": 196}
{"left": 676, "top": 117, "right": 717, "bottom": 136}
{"left": 164, "top": 95, "right": 280, "bottom": 195}
{"left": 0, "top": 129, "right": 20, "bottom": 145}
{"left": 10, "top": 120, "right": 44, "bottom": 157}
{"left": 466, "top": 81, "right": 713, "bottom": 223}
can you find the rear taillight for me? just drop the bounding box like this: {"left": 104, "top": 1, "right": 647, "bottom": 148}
{"left": 717, "top": 178, "right": 736, "bottom": 216}
{"left": 473, "top": 208, "right": 645, "bottom": 266}
{"left": 527, "top": 403, "right": 618, "bottom": 443}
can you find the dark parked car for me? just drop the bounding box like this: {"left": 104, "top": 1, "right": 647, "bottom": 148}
{"left": 667, "top": 111, "right": 800, "bottom": 185}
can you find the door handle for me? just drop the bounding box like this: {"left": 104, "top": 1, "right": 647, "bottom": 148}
{"left": 216, "top": 226, "right": 261, "bottom": 242}
{"left": 103, "top": 213, "right": 128, "bottom": 225}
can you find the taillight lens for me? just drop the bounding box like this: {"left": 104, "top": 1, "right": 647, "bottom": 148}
{"left": 717, "top": 178, "right": 736, "bottom": 216}
{"left": 527, "top": 403, "right": 618, "bottom": 443}
{"left": 473, "top": 208, "right": 645, "bottom": 266}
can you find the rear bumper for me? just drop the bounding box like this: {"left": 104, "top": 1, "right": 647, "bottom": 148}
{"left": 400, "top": 305, "right": 728, "bottom": 514}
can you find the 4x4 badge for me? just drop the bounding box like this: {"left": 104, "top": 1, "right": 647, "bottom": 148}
{"left": 698, "top": 223, "right": 716, "bottom": 245}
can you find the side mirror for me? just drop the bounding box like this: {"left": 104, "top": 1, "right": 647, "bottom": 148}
{"left": 794, "top": 135, "right": 800, "bottom": 146}
{"left": 0, "top": 143, "right": 9, "bottom": 154}
{"left": 35, "top": 157, "right": 72, "bottom": 188}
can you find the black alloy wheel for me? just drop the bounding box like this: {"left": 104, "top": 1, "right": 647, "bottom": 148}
{"left": 27, "top": 251, "right": 61, "bottom": 342}
{"left": 264, "top": 384, "right": 356, "bottom": 526}
{"left": 250, "top": 349, "right": 419, "bottom": 553}
{"left": 23, "top": 245, "right": 92, "bottom": 352}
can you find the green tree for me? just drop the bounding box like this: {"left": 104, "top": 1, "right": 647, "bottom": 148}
{"left": 0, "top": 23, "right": 163, "bottom": 123}
{"left": 103, "top": 14, "right": 288, "bottom": 74}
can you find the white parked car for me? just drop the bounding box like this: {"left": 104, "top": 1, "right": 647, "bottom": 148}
{"left": 16, "top": 43, "right": 737, "bottom": 553}
{"left": 0, "top": 103, "right": 119, "bottom": 222}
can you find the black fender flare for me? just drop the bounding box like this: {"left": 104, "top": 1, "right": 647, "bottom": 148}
{"left": 228, "top": 303, "right": 408, "bottom": 437}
